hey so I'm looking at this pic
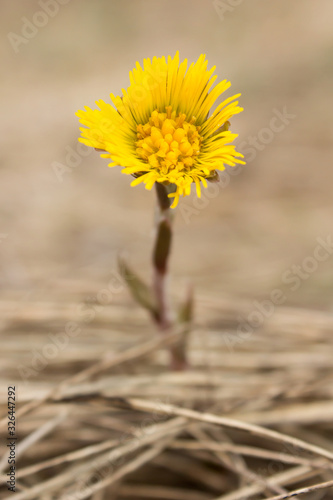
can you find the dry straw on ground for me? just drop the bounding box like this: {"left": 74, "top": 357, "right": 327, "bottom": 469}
{"left": 0, "top": 291, "right": 333, "bottom": 499}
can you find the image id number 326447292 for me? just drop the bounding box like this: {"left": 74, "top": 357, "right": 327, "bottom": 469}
{"left": 7, "top": 386, "right": 17, "bottom": 492}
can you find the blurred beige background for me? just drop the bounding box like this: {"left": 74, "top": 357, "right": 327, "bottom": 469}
{"left": 1, "top": 0, "right": 333, "bottom": 310}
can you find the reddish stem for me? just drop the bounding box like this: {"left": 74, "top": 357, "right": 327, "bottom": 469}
{"left": 152, "top": 184, "right": 186, "bottom": 370}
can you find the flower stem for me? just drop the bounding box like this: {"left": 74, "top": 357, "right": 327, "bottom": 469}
{"left": 153, "top": 184, "right": 186, "bottom": 370}
{"left": 153, "top": 184, "right": 173, "bottom": 329}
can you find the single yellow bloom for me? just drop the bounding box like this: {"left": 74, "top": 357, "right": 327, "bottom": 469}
{"left": 76, "top": 52, "right": 244, "bottom": 208}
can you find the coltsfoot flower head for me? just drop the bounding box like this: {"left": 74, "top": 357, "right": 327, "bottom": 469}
{"left": 76, "top": 52, "right": 244, "bottom": 207}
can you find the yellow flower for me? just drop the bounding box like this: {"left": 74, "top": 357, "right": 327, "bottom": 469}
{"left": 76, "top": 52, "right": 244, "bottom": 208}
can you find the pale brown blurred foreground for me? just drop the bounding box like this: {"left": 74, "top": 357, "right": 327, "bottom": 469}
{"left": 1, "top": 292, "right": 333, "bottom": 498}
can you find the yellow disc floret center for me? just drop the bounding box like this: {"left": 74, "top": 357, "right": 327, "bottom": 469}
{"left": 135, "top": 106, "right": 202, "bottom": 175}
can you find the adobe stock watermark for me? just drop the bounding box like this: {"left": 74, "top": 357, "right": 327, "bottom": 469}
{"left": 213, "top": 0, "right": 244, "bottom": 21}
{"left": 238, "top": 106, "right": 296, "bottom": 163}
{"left": 179, "top": 106, "right": 296, "bottom": 225}
{"left": 17, "top": 268, "right": 125, "bottom": 383}
{"left": 223, "top": 235, "right": 333, "bottom": 351}
{"left": 51, "top": 142, "right": 93, "bottom": 183}
{"left": 179, "top": 165, "right": 243, "bottom": 224}
{"left": 56, "top": 62, "right": 169, "bottom": 182}
{"left": 52, "top": 117, "right": 120, "bottom": 182}
{"left": 8, "top": 0, "right": 72, "bottom": 54}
